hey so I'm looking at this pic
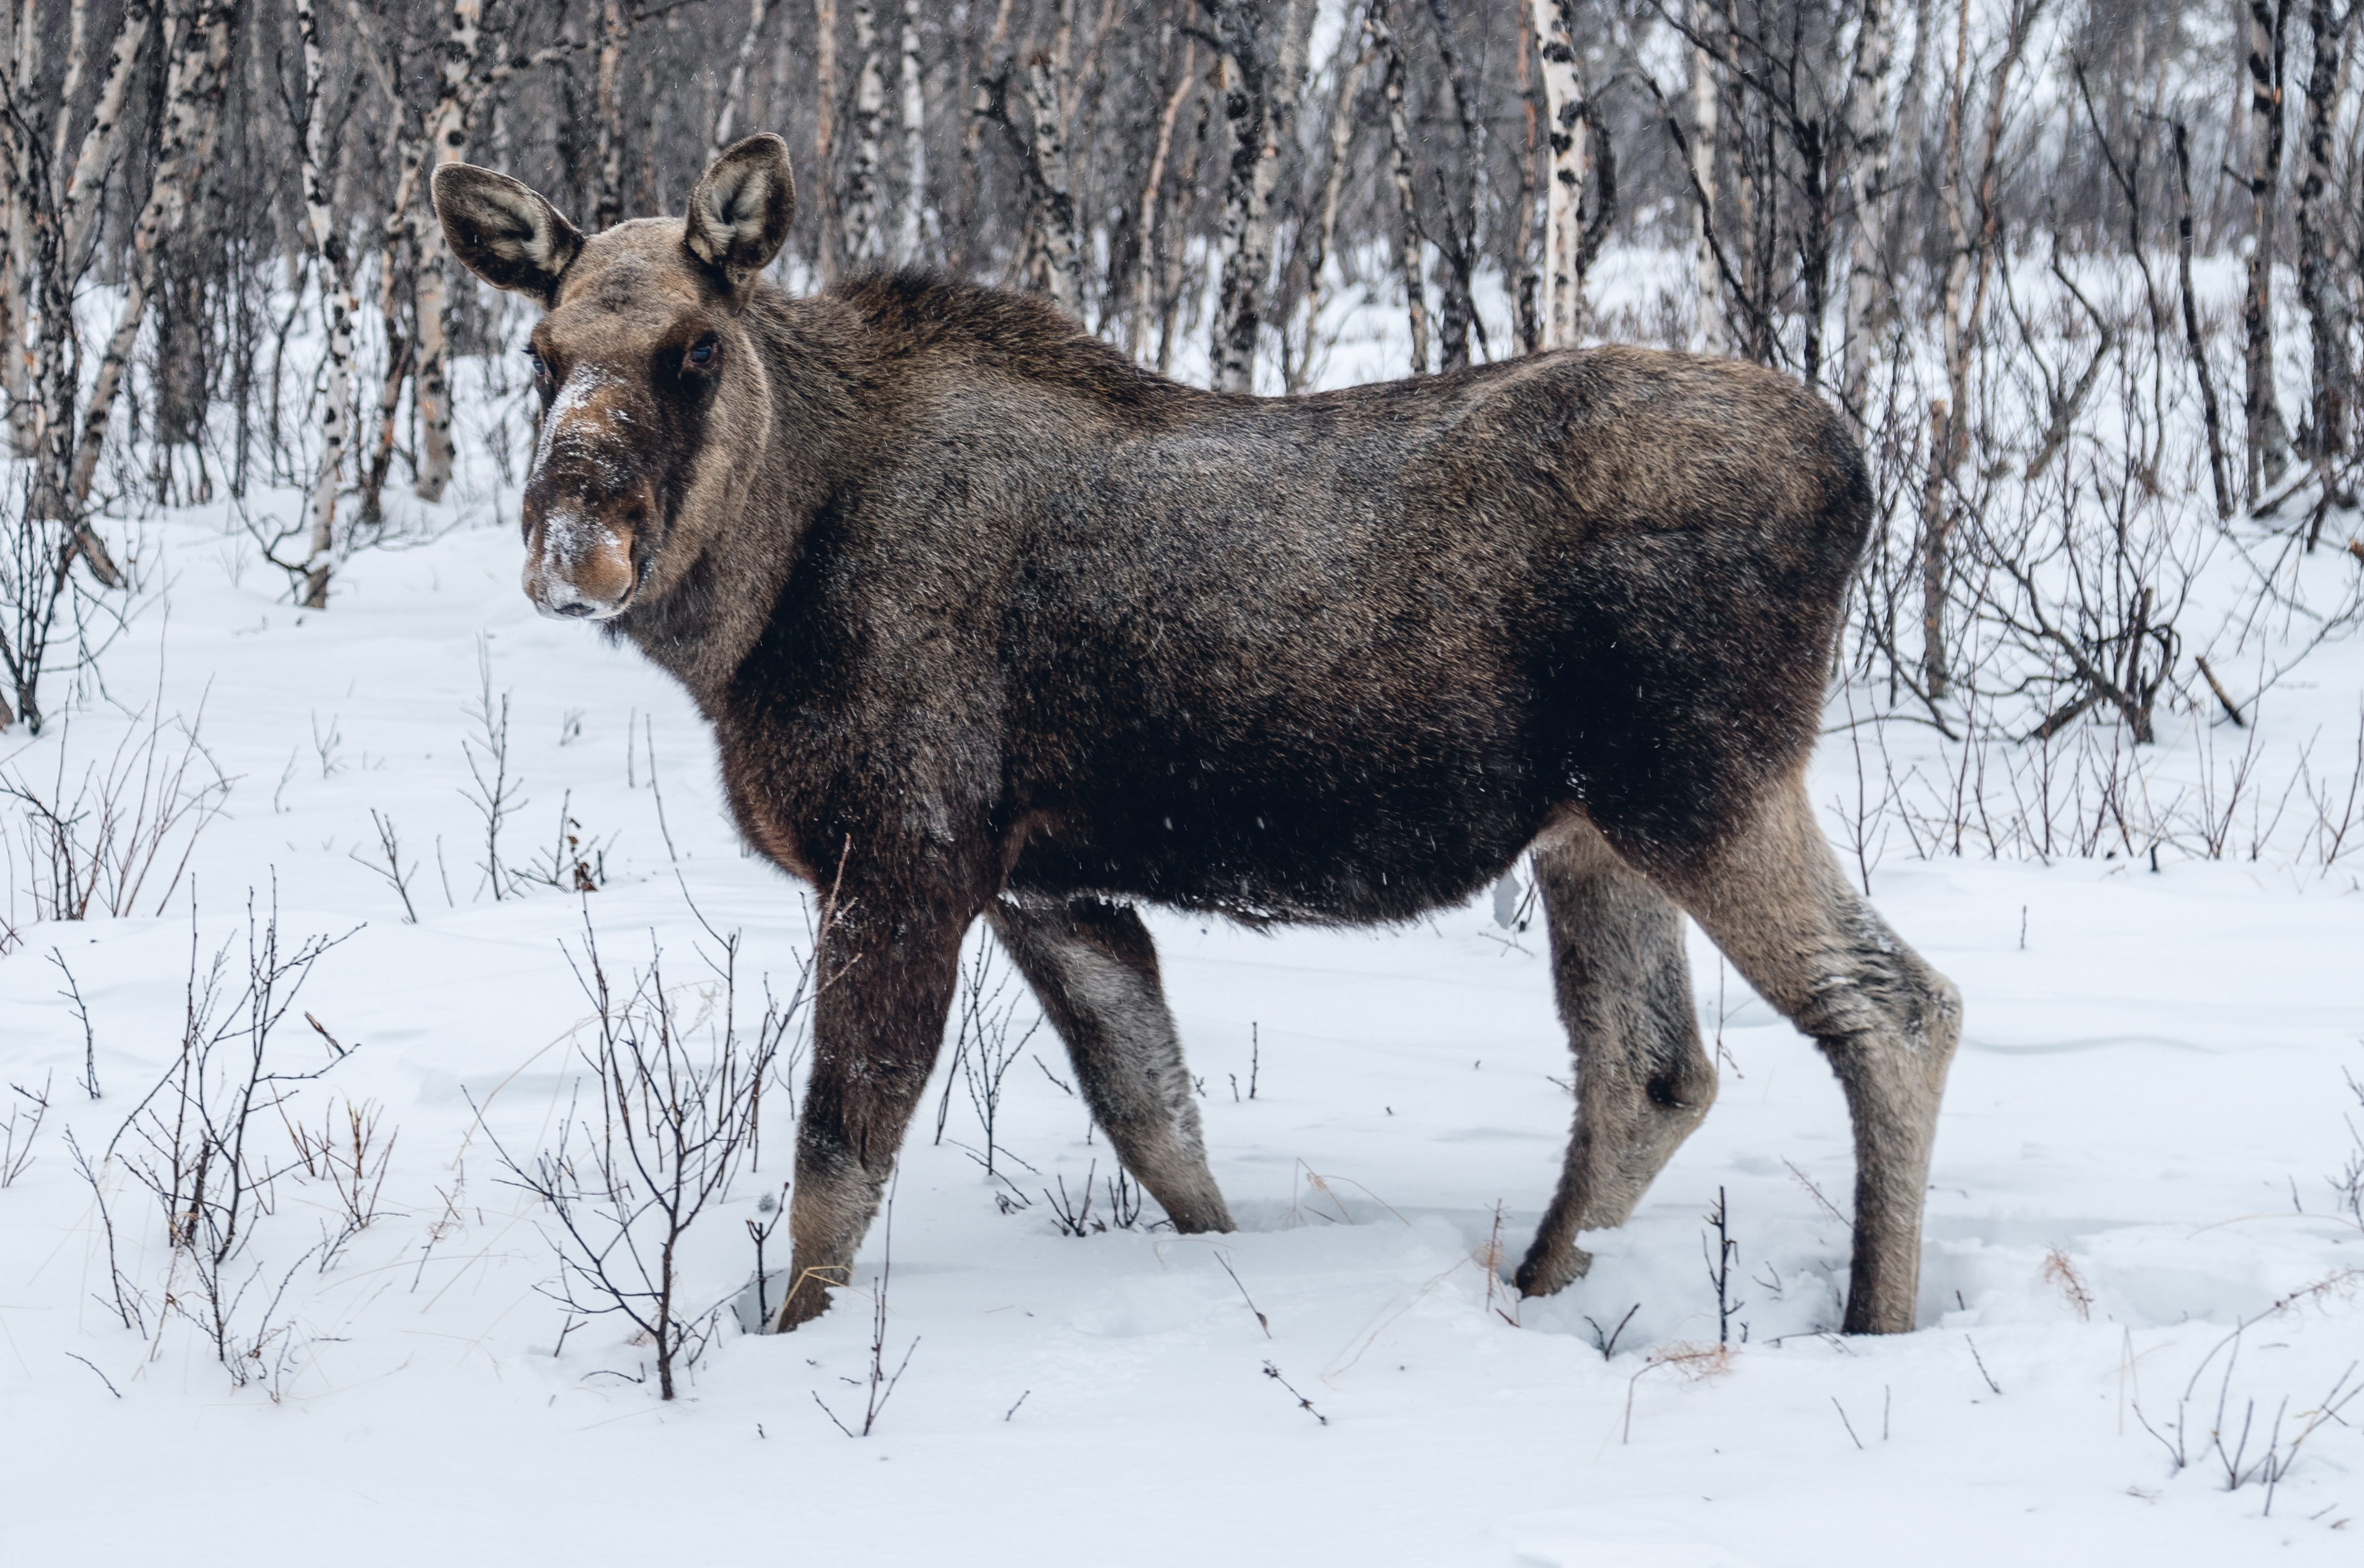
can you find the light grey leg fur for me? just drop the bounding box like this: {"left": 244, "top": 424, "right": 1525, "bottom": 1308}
{"left": 1517, "top": 815, "right": 1718, "bottom": 1299}
{"left": 985, "top": 897, "right": 1235, "bottom": 1233}
{"left": 1639, "top": 775, "right": 1961, "bottom": 1334}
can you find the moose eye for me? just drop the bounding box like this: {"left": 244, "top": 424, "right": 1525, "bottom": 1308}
{"left": 526, "top": 350, "right": 548, "bottom": 381}
{"left": 687, "top": 338, "right": 718, "bottom": 368}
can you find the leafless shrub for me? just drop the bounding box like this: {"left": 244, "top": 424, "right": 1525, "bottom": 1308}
{"left": 2043, "top": 1248, "right": 2096, "bottom": 1321}
{"left": 98, "top": 887, "right": 354, "bottom": 1379}
{"left": 1040, "top": 1159, "right": 1156, "bottom": 1237}
{"left": 0, "top": 701, "right": 229, "bottom": 939}
{"left": 2132, "top": 1272, "right": 2364, "bottom": 1515}
{"left": 290, "top": 1097, "right": 399, "bottom": 1257}
{"left": 487, "top": 910, "right": 820, "bottom": 1400}
{"left": 1, "top": 1071, "right": 51, "bottom": 1186}
{"left": 460, "top": 637, "right": 526, "bottom": 901}
{"left": 516, "top": 791, "right": 609, "bottom": 894}
{"left": 813, "top": 1178, "right": 919, "bottom": 1438}
{"left": 48, "top": 947, "right": 99, "bottom": 1098}
{"left": 2331, "top": 1052, "right": 2363, "bottom": 1229}
{"left": 932, "top": 940, "right": 1043, "bottom": 1183}
{"left": 349, "top": 808, "right": 420, "bottom": 922}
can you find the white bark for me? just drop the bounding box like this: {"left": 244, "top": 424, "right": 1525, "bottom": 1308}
{"left": 1293, "top": 35, "right": 1372, "bottom": 392}
{"left": 1017, "top": 52, "right": 1083, "bottom": 313}
{"left": 1209, "top": 0, "right": 1314, "bottom": 394}
{"left": 896, "top": 0, "right": 924, "bottom": 263}
{"left": 842, "top": 0, "right": 886, "bottom": 264}
{"left": 1688, "top": 0, "right": 1723, "bottom": 355}
{"left": 1840, "top": 0, "right": 1898, "bottom": 418}
{"left": 411, "top": 0, "right": 484, "bottom": 504}
{"left": 711, "top": 0, "right": 773, "bottom": 162}
{"left": 594, "top": 0, "right": 629, "bottom": 228}
{"left": 1528, "top": 0, "right": 1587, "bottom": 349}
{"left": 1366, "top": 0, "right": 1427, "bottom": 372}
{"left": 298, "top": 0, "right": 359, "bottom": 609}
{"left": 1130, "top": 36, "right": 1200, "bottom": 356}
{"left": 69, "top": 0, "right": 232, "bottom": 507}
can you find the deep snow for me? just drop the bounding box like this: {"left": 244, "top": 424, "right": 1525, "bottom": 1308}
{"left": 3, "top": 272, "right": 2363, "bottom": 1564}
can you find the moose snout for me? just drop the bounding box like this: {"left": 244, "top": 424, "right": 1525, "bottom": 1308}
{"left": 521, "top": 497, "right": 646, "bottom": 622}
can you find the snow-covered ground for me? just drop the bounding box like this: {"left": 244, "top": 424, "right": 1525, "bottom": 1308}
{"left": 4, "top": 278, "right": 2363, "bottom": 1565}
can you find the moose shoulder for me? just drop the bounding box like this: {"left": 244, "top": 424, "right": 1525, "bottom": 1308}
{"left": 434, "top": 135, "right": 1960, "bottom": 1338}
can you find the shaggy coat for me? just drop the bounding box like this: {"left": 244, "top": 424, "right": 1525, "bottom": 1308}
{"left": 435, "top": 136, "right": 1960, "bottom": 1336}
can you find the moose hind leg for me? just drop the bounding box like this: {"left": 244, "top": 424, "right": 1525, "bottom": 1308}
{"left": 986, "top": 897, "right": 1235, "bottom": 1233}
{"left": 1640, "top": 775, "right": 1961, "bottom": 1335}
{"left": 1517, "top": 817, "right": 1718, "bottom": 1299}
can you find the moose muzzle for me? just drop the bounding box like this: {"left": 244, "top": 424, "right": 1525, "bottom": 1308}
{"left": 521, "top": 494, "right": 646, "bottom": 620}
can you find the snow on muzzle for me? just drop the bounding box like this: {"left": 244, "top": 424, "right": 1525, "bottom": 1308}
{"left": 521, "top": 367, "right": 655, "bottom": 621}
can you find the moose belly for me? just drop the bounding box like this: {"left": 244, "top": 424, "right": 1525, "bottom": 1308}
{"left": 1002, "top": 713, "right": 1553, "bottom": 925}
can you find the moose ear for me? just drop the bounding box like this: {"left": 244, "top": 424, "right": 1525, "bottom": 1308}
{"left": 684, "top": 134, "right": 795, "bottom": 310}
{"left": 432, "top": 164, "right": 583, "bottom": 306}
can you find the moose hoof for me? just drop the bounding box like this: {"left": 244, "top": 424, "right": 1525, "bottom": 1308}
{"left": 770, "top": 1279, "right": 837, "bottom": 1334}
{"left": 1514, "top": 1241, "right": 1594, "bottom": 1299}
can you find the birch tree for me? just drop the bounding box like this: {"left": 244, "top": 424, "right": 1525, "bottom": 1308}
{"left": 711, "top": 0, "right": 773, "bottom": 161}
{"left": 1528, "top": 0, "right": 1588, "bottom": 349}
{"left": 411, "top": 0, "right": 487, "bottom": 506}
{"left": 897, "top": 0, "right": 925, "bottom": 263}
{"left": 1207, "top": 0, "right": 1313, "bottom": 394}
{"left": 2293, "top": 0, "right": 2349, "bottom": 491}
{"left": 17, "top": 0, "right": 155, "bottom": 587}
{"left": 1367, "top": 0, "right": 1428, "bottom": 372}
{"left": 2240, "top": 0, "right": 2293, "bottom": 500}
{"left": 1293, "top": 29, "right": 1370, "bottom": 388}
{"left": 1687, "top": 0, "right": 1723, "bottom": 355}
{"left": 1840, "top": 0, "right": 1899, "bottom": 419}
{"left": 298, "top": 0, "right": 359, "bottom": 611}
{"left": 842, "top": 0, "right": 887, "bottom": 265}
{"left": 68, "top": 0, "right": 233, "bottom": 509}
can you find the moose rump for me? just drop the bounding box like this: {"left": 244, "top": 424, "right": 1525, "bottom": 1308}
{"left": 433, "top": 133, "right": 1961, "bottom": 1345}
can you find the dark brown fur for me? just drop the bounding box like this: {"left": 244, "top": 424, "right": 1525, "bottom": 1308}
{"left": 435, "top": 137, "right": 1960, "bottom": 1338}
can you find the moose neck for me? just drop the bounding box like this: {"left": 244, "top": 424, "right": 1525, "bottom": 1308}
{"left": 611, "top": 287, "right": 878, "bottom": 710}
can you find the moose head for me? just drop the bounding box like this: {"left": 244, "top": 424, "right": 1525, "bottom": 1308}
{"left": 431, "top": 135, "right": 796, "bottom": 622}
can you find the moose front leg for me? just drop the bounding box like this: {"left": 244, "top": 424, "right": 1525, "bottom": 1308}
{"left": 772, "top": 903, "right": 968, "bottom": 1332}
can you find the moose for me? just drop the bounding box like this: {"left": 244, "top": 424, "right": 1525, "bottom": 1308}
{"left": 432, "top": 135, "right": 1960, "bottom": 1336}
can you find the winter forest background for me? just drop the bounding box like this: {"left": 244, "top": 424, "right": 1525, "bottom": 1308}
{"left": 1, "top": 2, "right": 2362, "bottom": 1564}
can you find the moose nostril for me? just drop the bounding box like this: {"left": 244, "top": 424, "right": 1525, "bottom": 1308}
{"left": 555, "top": 601, "right": 598, "bottom": 618}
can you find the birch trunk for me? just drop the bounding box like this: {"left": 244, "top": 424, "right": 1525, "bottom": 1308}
{"left": 1688, "top": 6, "right": 1723, "bottom": 355}
{"left": 1131, "top": 34, "right": 1200, "bottom": 359}
{"left": 842, "top": 0, "right": 886, "bottom": 265}
{"left": 1209, "top": 0, "right": 1312, "bottom": 394}
{"left": 68, "top": 0, "right": 232, "bottom": 509}
{"left": 23, "top": 0, "right": 154, "bottom": 586}
{"left": 1422, "top": 0, "right": 1483, "bottom": 370}
{"left": 594, "top": 0, "right": 631, "bottom": 230}
{"left": 1840, "top": 0, "right": 1898, "bottom": 420}
{"left": 1511, "top": 3, "right": 1540, "bottom": 355}
{"left": 2243, "top": 0, "right": 2292, "bottom": 500}
{"left": 298, "top": 0, "right": 359, "bottom": 610}
{"left": 1527, "top": 0, "right": 1587, "bottom": 349}
{"left": 1293, "top": 34, "right": 1371, "bottom": 389}
{"left": 815, "top": 0, "right": 840, "bottom": 279}
{"left": 2296, "top": 0, "right": 2352, "bottom": 474}
{"left": 1017, "top": 51, "right": 1083, "bottom": 314}
{"left": 711, "top": 0, "right": 773, "bottom": 161}
{"left": 1367, "top": 0, "right": 1427, "bottom": 374}
{"left": 956, "top": 0, "right": 1017, "bottom": 278}
{"left": 411, "top": 0, "right": 485, "bottom": 505}
{"left": 897, "top": 0, "right": 925, "bottom": 263}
